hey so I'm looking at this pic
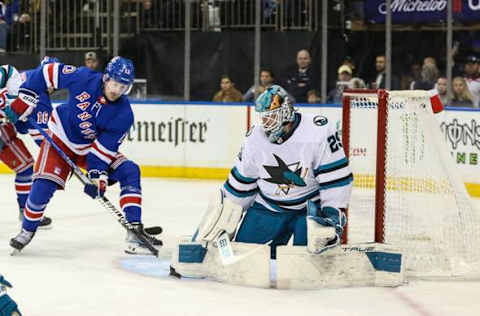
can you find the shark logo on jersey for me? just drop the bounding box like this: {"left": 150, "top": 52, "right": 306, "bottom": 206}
{"left": 263, "top": 154, "right": 308, "bottom": 195}
{"left": 313, "top": 115, "right": 328, "bottom": 126}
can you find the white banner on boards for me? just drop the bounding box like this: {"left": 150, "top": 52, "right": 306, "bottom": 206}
{"left": 122, "top": 103, "right": 247, "bottom": 168}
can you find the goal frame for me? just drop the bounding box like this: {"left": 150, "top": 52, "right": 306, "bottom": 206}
{"left": 342, "top": 89, "right": 387, "bottom": 244}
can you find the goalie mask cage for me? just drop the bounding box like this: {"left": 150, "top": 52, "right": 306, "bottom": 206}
{"left": 342, "top": 89, "right": 480, "bottom": 279}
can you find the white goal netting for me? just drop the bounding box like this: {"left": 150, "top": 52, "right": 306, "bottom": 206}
{"left": 344, "top": 90, "right": 480, "bottom": 278}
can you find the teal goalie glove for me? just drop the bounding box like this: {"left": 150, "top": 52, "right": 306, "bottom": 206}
{"left": 0, "top": 275, "right": 21, "bottom": 316}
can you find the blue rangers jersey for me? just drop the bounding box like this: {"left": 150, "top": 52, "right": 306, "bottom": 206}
{"left": 223, "top": 112, "right": 353, "bottom": 212}
{"left": 14, "top": 68, "right": 53, "bottom": 146}
{"left": 19, "top": 63, "right": 133, "bottom": 172}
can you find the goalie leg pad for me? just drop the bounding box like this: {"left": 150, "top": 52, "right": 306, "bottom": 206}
{"left": 276, "top": 243, "right": 405, "bottom": 289}
{"left": 178, "top": 244, "right": 207, "bottom": 263}
{"left": 195, "top": 189, "right": 243, "bottom": 242}
{"left": 171, "top": 237, "right": 271, "bottom": 288}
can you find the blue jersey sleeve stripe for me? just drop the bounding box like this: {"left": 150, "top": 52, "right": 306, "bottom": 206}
{"left": 313, "top": 157, "right": 349, "bottom": 176}
{"left": 231, "top": 167, "right": 257, "bottom": 184}
{"left": 259, "top": 189, "right": 319, "bottom": 207}
{"left": 223, "top": 181, "right": 258, "bottom": 198}
{"left": 319, "top": 173, "right": 353, "bottom": 190}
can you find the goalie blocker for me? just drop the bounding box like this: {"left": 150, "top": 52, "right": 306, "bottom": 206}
{"left": 171, "top": 190, "right": 405, "bottom": 288}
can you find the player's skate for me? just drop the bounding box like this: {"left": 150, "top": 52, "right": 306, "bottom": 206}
{"left": 125, "top": 223, "right": 162, "bottom": 255}
{"left": 18, "top": 210, "right": 52, "bottom": 230}
{"left": 9, "top": 229, "right": 36, "bottom": 254}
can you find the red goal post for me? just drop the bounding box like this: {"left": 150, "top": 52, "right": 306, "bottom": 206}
{"left": 341, "top": 89, "right": 383, "bottom": 244}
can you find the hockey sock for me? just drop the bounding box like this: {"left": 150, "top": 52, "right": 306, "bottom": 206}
{"left": 110, "top": 160, "right": 142, "bottom": 223}
{"left": 22, "top": 178, "right": 56, "bottom": 232}
{"left": 15, "top": 166, "right": 33, "bottom": 213}
{"left": 120, "top": 186, "right": 142, "bottom": 223}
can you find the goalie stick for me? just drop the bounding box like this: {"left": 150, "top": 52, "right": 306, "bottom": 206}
{"left": 216, "top": 231, "right": 272, "bottom": 265}
{"left": 28, "top": 118, "right": 159, "bottom": 257}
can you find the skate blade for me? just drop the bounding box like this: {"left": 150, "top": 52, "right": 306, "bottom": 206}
{"left": 124, "top": 249, "right": 155, "bottom": 256}
{"left": 37, "top": 225, "right": 53, "bottom": 230}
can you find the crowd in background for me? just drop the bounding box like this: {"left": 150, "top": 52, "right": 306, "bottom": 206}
{"left": 212, "top": 44, "right": 480, "bottom": 108}
{"left": 0, "top": 0, "right": 479, "bottom": 108}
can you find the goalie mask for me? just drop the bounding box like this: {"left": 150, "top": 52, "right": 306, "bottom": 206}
{"left": 255, "top": 85, "right": 295, "bottom": 143}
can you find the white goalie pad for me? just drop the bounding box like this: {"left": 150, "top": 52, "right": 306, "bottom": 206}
{"left": 195, "top": 189, "right": 243, "bottom": 242}
{"left": 171, "top": 236, "right": 271, "bottom": 288}
{"left": 276, "top": 243, "right": 405, "bottom": 289}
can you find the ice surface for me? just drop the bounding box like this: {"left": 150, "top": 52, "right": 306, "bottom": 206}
{"left": 1, "top": 175, "right": 479, "bottom": 316}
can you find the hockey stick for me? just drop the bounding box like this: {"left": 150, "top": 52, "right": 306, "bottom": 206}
{"left": 28, "top": 118, "right": 159, "bottom": 257}
{"left": 216, "top": 232, "right": 272, "bottom": 265}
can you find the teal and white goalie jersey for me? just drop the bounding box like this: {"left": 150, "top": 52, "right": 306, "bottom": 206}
{"left": 223, "top": 113, "right": 353, "bottom": 212}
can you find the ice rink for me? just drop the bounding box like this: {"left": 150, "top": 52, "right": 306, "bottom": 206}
{"left": 1, "top": 175, "right": 479, "bottom": 316}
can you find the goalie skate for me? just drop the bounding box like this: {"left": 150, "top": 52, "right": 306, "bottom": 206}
{"left": 125, "top": 223, "right": 162, "bottom": 255}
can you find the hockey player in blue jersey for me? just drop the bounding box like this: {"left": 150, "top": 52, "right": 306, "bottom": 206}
{"left": 7, "top": 56, "right": 162, "bottom": 254}
{"left": 0, "top": 60, "right": 54, "bottom": 229}
{"left": 15, "top": 57, "right": 59, "bottom": 147}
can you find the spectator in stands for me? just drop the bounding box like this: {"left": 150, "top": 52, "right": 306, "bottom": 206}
{"left": 402, "top": 61, "right": 422, "bottom": 90}
{"left": 244, "top": 69, "right": 295, "bottom": 103}
{"left": 327, "top": 65, "right": 353, "bottom": 103}
{"left": 423, "top": 56, "right": 437, "bottom": 67}
{"left": 342, "top": 56, "right": 355, "bottom": 72}
{"left": 212, "top": 75, "right": 243, "bottom": 102}
{"left": 243, "top": 69, "right": 275, "bottom": 102}
{"left": 283, "top": 49, "right": 316, "bottom": 103}
{"left": 84, "top": 51, "right": 99, "bottom": 71}
{"left": 409, "top": 56, "right": 437, "bottom": 89}
{"left": 263, "top": 0, "right": 278, "bottom": 20}
{"left": 341, "top": 56, "right": 366, "bottom": 88}
{"left": 463, "top": 55, "right": 480, "bottom": 107}
{"left": 370, "top": 54, "right": 400, "bottom": 90}
{"left": 412, "top": 63, "right": 439, "bottom": 90}
{"left": 307, "top": 89, "right": 320, "bottom": 104}
{"left": 436, "top": 77, "right": 449, "bottom": 106}
{"left": 0, "top": 0, "right": 19, "bottom": 54}
{"left": 449, "top": 77, "right": 475, "bottom": 108}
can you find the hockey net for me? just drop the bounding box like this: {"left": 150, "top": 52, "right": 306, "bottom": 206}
{"left": 342, "top": 89, "right": 480, "bottom": 279}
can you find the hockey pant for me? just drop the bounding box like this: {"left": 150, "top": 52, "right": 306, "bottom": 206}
{"left": 234, "top": 202, "right": 308, "bottom": 259}
{"left": 0, "top": 122, "right": 34, "bottom": 213}
{"left": 22, "top": 134, "right": 142, "bottom": 232}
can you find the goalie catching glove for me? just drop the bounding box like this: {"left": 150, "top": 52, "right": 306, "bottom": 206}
{"left": 84, "top": 170, "right": 108, "bottom": 199}
{"left": 306, "top": 200, "right": 346, "bottom": 254}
